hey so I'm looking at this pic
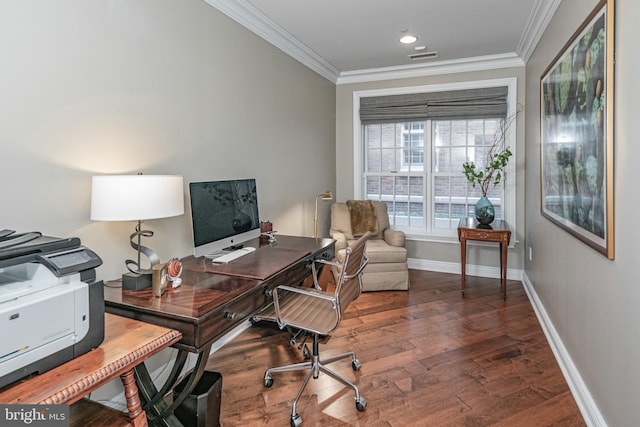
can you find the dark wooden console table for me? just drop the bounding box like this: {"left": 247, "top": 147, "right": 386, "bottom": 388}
{"left": 457, "top": 218, "right": 511, "bottom": 300}
{"left": 103, "top": 235, "right": 335, "bottom": 427}
{"left": 0, "top": 313, "right": 181, "bottom": 427}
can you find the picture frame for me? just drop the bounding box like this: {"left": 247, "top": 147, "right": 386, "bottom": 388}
{"left": 540, "top": 0, "right": 614, "bottom": 259}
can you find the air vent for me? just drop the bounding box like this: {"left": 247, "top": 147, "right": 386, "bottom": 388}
{"left": 409, "top": 51, "right": 439, "bottom": 61}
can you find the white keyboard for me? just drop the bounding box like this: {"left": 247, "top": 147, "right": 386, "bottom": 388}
{"left": 212, "top": 247, "right": 256, "bottom": 263}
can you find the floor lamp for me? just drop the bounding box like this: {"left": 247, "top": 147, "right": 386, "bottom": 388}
{"left": 314, "top": 191, "right": 333, "bottom": 238}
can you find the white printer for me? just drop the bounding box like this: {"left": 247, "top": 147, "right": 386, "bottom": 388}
{"left": 0, "top": 230, "right": 104, "bottom": 389}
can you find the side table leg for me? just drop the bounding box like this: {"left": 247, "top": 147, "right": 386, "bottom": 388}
{"left": 500, "top": 242, "right": 508, "bottom": 301}
{"left": 121, "top": 369, "right": 147, "bottom": 427}
{"left": 460, "top": 238, "right": 467, "bottom": 297}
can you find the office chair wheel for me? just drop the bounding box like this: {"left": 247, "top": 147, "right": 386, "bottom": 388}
{"left": 355, "top": 396, "right": 367, "bottom": 412}
{"left": 264, "top": 375, "right": 273, "bottom": 388}
{"left": 352, "top": 358, "right": 362, "bottom": 371}
{"left": 290, "top": 413, "right": 302, "bottom": 427}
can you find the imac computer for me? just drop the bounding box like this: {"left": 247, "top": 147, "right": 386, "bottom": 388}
{"left": 189, "top": 178, "right": 260, "bottom": 258}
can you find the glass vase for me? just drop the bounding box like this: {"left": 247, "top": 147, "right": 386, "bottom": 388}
{"left": 475, "top": 195, "right": 495, "bottom": 225}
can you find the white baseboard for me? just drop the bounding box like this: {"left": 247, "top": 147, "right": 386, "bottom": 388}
{"left": 521, "top": 273, "right": 607, "bottom": 427}
{"left": 408, "top": 257, "right": 523, "bottom": 281}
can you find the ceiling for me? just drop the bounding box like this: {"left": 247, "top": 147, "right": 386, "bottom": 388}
{"left": 205, "top": 0, "right": 560, "bottom": 83}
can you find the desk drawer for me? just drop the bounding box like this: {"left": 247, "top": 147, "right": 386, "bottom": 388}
{"left": 202, "top": 286, "right": 267, "bottom": 342}
{"left": 316, "top": 246, "right": 335, "bottom": 261}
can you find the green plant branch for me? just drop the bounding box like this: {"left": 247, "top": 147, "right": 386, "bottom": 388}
{"left": 462, "top": 105, "right": 522, "bottom": 196}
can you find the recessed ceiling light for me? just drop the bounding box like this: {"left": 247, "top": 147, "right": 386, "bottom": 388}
{"left": 400, "top": 34, "right": 418, "bottom": 44}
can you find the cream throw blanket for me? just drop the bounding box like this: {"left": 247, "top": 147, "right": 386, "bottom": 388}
{"left": 347, "top": 200, "right": 378, "bottom": 237}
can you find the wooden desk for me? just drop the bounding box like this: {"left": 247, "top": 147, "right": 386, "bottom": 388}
{"left": 104, "top": 235, "right": 335, "bottom": 427}
{"left": 0, "top": 313, "right": 181, "bottom": 427}
{"left": 457, "top": 218, "right": 511, "bottom": 300}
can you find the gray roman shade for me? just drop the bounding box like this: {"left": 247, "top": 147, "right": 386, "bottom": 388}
{"left": 359, "top": 86, "right": 508, "bottom": 124}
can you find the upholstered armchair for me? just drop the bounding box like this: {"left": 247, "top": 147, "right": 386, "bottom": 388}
{"left": 330, "top": 200, "right": 409, "bottom": 291}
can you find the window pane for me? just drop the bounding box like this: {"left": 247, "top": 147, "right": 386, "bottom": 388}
{"left": 366, "top": 176, "right": 381, "bottom": 199}
{"left": 451, "top": 121, "right": 467, "bottom": 146}
{"left": 433, "top": 146, "right": 450, "bottom": 172}
{"left": 409, "top": 200, "right": 424, "bottom": 227}
{"left": 395, "top": 175, "right": 408, "bottom": 196}
{"left": 365, "top": 124, "right": 381, "bottom": 148}
{"left": 434, "top": 121, "right": 450, "bottom": 147}
{"left": 402, "top": 122, "right": 425, "bottom": 171}
{"left": 450, "top": 147, "right": 467, "bottom": 172}
{"left": 381, "top": 176, "right": 394, "bottom": 196}
{"left": 381, "top": 124, "right": 397, "bottom": 147}
{"left": 367, "top": 148, "right": 381, "bottom": 172}
{"left": 381, "top": 148, "right": 398, "bottom": 172}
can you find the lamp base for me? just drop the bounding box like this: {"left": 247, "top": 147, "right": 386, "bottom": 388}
{"left": 122, "top": 271, "right": 152, "bottom": 291}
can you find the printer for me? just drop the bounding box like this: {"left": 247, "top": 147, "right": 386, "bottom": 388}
{"left": 0, "top": 230, "right": 104, "bottom": 389}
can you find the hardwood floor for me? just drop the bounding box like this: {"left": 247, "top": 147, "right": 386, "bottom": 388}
{"left": 206, "top": 270, "right": 585, "bottom": 426}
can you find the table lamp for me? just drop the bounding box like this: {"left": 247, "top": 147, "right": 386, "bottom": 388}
{"left": 313, "top": 190, "right": 333, "bottom": 238}
{"left": 91, "top": 174, "right": 184, "bottom": 290}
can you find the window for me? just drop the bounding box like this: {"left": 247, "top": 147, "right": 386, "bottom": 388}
{"left": 354, "top": 79, "right": 517, "bottom": 240}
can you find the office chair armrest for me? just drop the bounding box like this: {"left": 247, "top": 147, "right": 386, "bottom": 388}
{"left": 274, "top": 285, "right": 336, "bottom": 303}
{"left": 343, "top": 254, "right": 369, "bottom": 281}
{"left": 313, "top": 258, "right": 341, "bottom": 268}
{"left": 310, "top": 258, "right": 341, "bottom": 290}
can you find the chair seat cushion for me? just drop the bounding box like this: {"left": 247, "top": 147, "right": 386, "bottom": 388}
{"left": 337, "top": 239, "right": 407, "bottom": 264}
{"left": 257, "top": 289, "right": 341, "bottom": 335}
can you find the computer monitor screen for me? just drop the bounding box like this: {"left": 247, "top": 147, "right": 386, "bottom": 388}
{"left": 189, "top": 178, "right": 260, "bottom": 257}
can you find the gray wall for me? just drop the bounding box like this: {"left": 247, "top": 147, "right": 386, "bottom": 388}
{"left": 525, "top": 0, "right": 639, "bottom": 425}
{"left": 336, "top": 67, "right": 527, "bottom": 272}
{"left": 0, "top": 0, "right": 336, "bottom": 281}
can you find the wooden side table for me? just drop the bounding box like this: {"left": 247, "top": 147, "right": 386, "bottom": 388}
{"left": 0, "top": 313, "right": 182, "bottom": 427}
{"left": 457, "top": 217, "right": 511, "bottom": 300}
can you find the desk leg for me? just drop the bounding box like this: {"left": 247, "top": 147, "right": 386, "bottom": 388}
{"left": 138, "top": 349, "right": 188, "bottom": 410}
{"left": 135, "top": 344, "right": 211, "bottom": 427}
{"left": 460, "top": 237, "right": 467, "bottom": 297}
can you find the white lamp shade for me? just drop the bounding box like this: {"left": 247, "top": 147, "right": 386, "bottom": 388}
{"left": 91, "top": 175, "right": 184, "bottom": 221}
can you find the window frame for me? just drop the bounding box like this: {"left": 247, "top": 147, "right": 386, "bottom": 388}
{"left": 352, "top": 78, "right": 518, "bottom": 242}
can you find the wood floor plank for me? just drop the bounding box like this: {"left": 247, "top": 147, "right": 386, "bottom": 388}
{"left": 206, "top": 270, "right": 585, "bottom": 426}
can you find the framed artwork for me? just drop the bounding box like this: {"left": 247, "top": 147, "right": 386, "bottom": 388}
{"left": 540, "top": 0, "right": 614, "bottom": 259}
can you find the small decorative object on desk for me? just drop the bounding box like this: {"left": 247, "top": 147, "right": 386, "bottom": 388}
{"left": 152, "top": 263, "right": 168, "bottom": 297}
{"left": 260, "top": 220, "right": 277, "bottom": 244}
{"left": 167, "top": 257, "right": 183, "bottom": 288}
{"left": 260, "top": 220, "right": 273, "bottom": 233}
{"left": 261, "top": 231, "right": 277, "bottom": 245}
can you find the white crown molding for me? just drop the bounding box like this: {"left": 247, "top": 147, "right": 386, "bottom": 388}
{"left": 203, "top": 0, "right": 340, "bottom": 83}
{"left": 336, "top": 53, "right": 525, "bottom": 85}
{"left": 204, "top": 0, "right": 558, "bottom": 85}
{"left": 516, "top": 0, "right": 563, "bottom": 63}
